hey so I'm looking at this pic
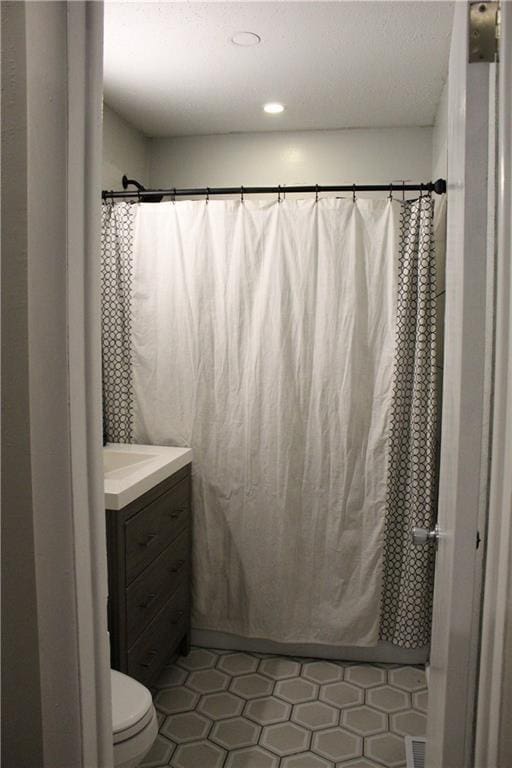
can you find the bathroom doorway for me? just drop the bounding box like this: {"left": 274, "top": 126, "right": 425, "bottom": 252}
{"left": 5, "top": 2, "right": 510, "bottom": 768}
{"left": 99, "top": 3, "right": 499, "bottom": 767}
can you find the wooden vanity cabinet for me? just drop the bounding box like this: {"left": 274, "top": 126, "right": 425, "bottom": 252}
{"left": 106, "top": 464, "right": 191, "bottom": 686}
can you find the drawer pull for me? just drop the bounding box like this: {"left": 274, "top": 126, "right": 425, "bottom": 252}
{"left": 139, "top": 648, "right": 158, "bottom": 668}
{"left": 138, "top": 593, "right": 157, "bottom": 609}
{"left": 169, "top": 508, "right": 185, "bottom": 519}
{"left": 170, "top": 559, "right": 185, "bottom": 574}
{"left": 139, "top": 532, "right": 157, "bottom": 548}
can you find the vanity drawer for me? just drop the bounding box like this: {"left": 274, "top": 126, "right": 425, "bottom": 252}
{"left": 125, "top": 477, "right": 189, "bottom": 584}
{"left": 106, "top": 463, "right": 191, "bottom": 679}
{"left": 128, "top": 581, "right": 189, "bottom": 686}
{"left": 126, "top": 528, "right": 189, "bottom": 646}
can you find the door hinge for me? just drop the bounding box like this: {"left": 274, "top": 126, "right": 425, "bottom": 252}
{"left": 469, "top": 2, "right": 500, "bottom": 62}
{"left": 476, "top": 530, "right": 482, "bottom": 549}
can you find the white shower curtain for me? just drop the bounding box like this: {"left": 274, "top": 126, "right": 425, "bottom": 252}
{"left": 129, "top": 198, "right": 400, "bottom": 646}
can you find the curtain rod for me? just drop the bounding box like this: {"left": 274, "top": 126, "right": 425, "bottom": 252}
{"left": 101, "top": 175, "right": 447, "bottom": 202}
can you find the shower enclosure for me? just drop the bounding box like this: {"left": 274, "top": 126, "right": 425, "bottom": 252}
{"left": 101, "top": 187, "right": 440, "bottom": 661}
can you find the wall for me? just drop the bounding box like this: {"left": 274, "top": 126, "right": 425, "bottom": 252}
{"left": 432, "top": 80, "right": 449, "bottom": 184}
{"left": 149, "top": 122, "right": 443, "bottom": 394}
{"left": 102, "top": 102, "right": 150, "bottom": 190}
{"left": 496, "top": 9, "right": 512, "bottom": 764}
{"left": 1, "top": 4, "right": 45, "bottom": 762}
{"left": 149, "top": 127, "right": 433, "bottom": 195}
{"left": 432, "top": 83, "right": 448, "bottom": 389}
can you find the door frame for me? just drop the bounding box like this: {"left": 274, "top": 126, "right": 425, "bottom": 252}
{"left": 70, "top": 3, "right": 512, "bottom": 766}
{"left": 2, "top": 2, "right": 112, "bottom": 765}
{"left": 10, "top": 1, "right": 511, "bottom": 765}
{"left": 474, "top": 1, "right": 512, "bottom": 764}
{"left": 426, "top": 3, "right": 495, "bottom": 766}
{"left": 66, "top": 3, "right": 113, "bottom": 765}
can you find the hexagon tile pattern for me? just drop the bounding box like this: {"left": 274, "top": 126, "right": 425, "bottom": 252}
{"left": 146, "top": 647, "right": 428, "bottom": 768}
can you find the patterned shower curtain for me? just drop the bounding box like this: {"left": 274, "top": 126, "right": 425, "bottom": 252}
{"left": 379, "top": 197, "right": 438, "bottom": 648}
{"left": 101, "top": 195, "right": 437, "bottom": 649}
{"left": 101, "top": 204, "right": 136, "bottom": 443}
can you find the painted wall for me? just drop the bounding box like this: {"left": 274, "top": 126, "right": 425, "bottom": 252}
{"left": 1, "top": 4, "right": 45, "bottom": 763}
{"left": 432, "top": 83, "right": 448, "bottom": 385}
{"left": 102, "top": 102, "right": 150, "bottom": 190}
{"left": 432, "top": 80, "right": 449, "bottom": 184}
{"left": 149, "top": 127, "right": 433, "bottom": 197}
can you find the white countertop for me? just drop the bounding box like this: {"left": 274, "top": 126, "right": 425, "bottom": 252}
{"left": 104, "top": 443, "right": 192, "bottom": 510}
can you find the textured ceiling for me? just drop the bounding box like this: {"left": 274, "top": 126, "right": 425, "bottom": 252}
{"left": 104, "top": 1, "right": 453, "bottom": 138}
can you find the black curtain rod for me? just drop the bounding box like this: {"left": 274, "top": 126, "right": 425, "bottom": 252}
{"left": 102, "top": 176, "right": 447, "bottom": 202}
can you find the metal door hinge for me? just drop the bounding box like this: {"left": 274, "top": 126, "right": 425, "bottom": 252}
{"left": 469, "top": 2, "right": 500, "bottom": 62}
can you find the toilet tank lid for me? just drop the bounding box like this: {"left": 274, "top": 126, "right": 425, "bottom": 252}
{"left": 111, "top": 669, "right": 153, "bottom": 734}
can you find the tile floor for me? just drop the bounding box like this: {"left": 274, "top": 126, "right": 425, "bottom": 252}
{"left": 143, "top": 647, "right": 427, "bottom": 768}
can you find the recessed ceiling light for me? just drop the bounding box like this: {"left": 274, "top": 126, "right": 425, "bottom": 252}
{"left": 231, "top": 31, "right": 261, "bottom": 47}
{"left": 263, "top": 102, "right": 285, "bottom": 115}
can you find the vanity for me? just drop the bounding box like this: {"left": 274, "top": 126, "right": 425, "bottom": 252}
{"left": 104, "top": 444, "right": 192, "bottom": 686}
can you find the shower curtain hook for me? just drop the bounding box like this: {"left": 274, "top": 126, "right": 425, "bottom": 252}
{"left": 388, "top": 184, "right": 393, "bottom": 202}
{"left": 352, "top": 184, "right": 356, "bottom": 203}
{"left": 278, "top": 185, "right": 282, "bottom": 204}
{"left": 402, "top": 181, "right": 405, "bottom": 201}
{"left": 172, "top": 188, "right": 176, "bottom": 204}
{"left": 206, "top": 187, "right": 210, "bottom": 205}
{"left": 240, "top": 185, "right": 244, "bottom": 203}
{"left": 315, "top": 185, "right": 319, "bottom": 203}
{"left": 282, "top": 185, "right": 286, "bottom": 200}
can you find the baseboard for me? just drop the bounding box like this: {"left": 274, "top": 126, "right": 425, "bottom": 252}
{"left": 191, "top": 629, "right": 429, "bottom": 665}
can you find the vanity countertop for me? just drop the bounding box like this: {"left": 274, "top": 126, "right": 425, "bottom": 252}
{"left": 104, "top": 443, "right": 192, "bottom": 510}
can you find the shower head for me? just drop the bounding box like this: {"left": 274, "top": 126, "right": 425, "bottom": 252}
{"left": 122, "top": 174, "right": 164, "bottom": 203}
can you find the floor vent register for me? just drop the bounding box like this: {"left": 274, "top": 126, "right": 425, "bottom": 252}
{"left": 405, "top": 736, "right": 426, "bottom": 768}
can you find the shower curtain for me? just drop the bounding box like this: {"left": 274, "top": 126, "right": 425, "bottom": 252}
{"left": 101, "top": 195, "right": 437, "bottom": 649}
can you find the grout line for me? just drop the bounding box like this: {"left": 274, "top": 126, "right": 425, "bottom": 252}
{"left": 155, "top": 650, "right": 428, "bottom": 767}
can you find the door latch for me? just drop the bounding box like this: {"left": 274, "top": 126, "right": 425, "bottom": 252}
{"left": 412, "top": 524, "right": 440, "bottom": 549}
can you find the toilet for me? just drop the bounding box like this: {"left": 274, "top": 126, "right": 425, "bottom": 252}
{"left": 111, "top": 669, "right": 158, "bottom": 768}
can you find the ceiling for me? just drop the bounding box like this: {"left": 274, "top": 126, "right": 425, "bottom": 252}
{"left": 103, "top": 1, "right": 454, "bottom": 138}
